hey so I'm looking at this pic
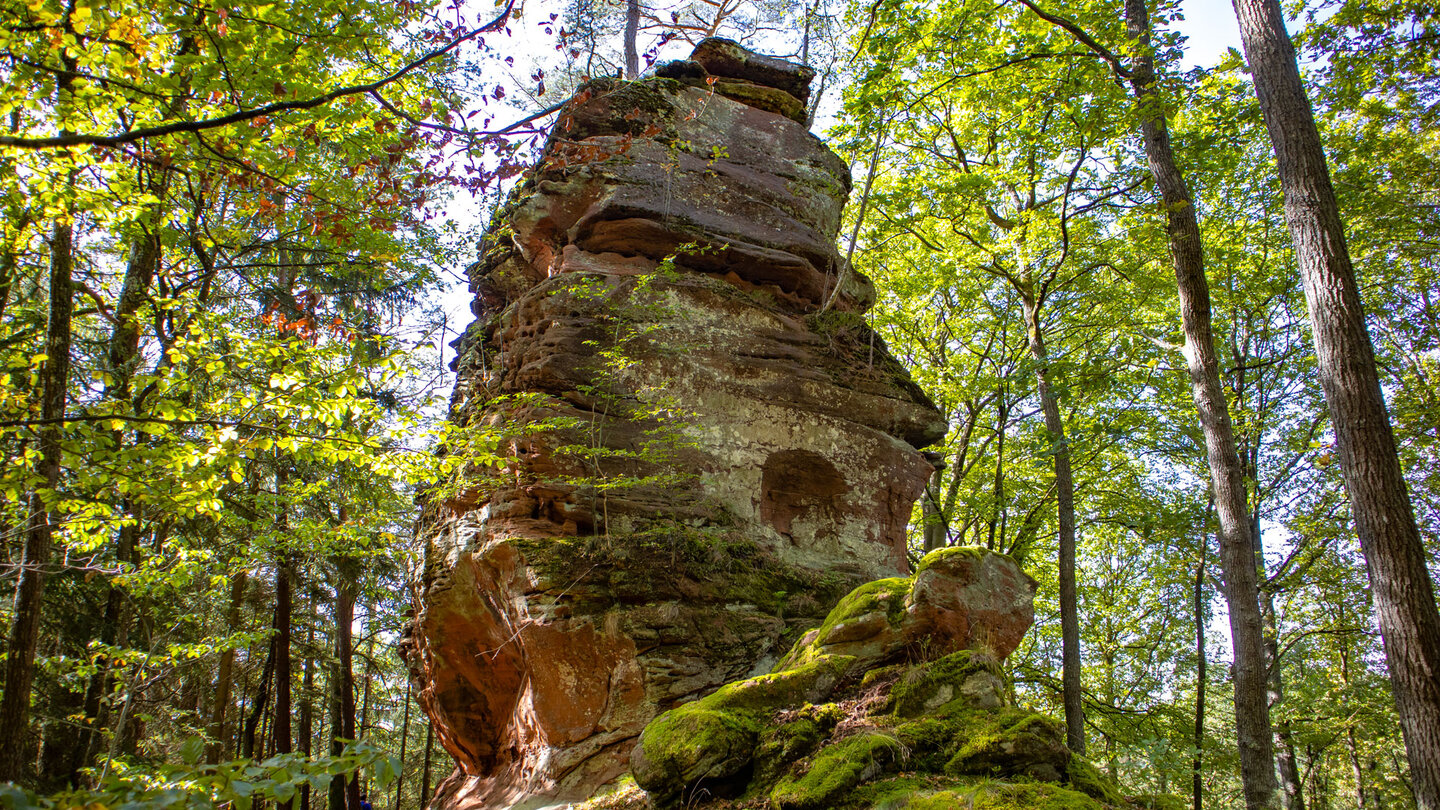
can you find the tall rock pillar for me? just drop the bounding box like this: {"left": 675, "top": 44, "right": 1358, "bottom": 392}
{"left": 410, "top": 39, "right": 947, "bottom": 809}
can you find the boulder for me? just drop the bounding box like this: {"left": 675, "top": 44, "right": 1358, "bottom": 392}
{"left": 625, "top": 547, "right": 1134, "bottom": 810}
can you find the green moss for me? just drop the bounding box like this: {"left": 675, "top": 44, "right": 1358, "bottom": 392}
{"left": 1130, "top": 794, "right": 1189, "bottom": 810}
{"left": 1066, "top": 756, "right": 1126, "bottom": 805}
{"left": 753, "top": 703, "right": 843, "bottom": 786}
{"left": 804, "top": 309, "right": 868, "bottom": 338}
{"left": 769, "top": 732, "right": 904, "bottom": 810}
{"left": 709, "top": 654, "right": 856, "bottom": 710}
{"left": 887, "top": 650, "right": 1000, "bottom": 718}
{"left": 892, "top": 706, "right": 1032, "bottom": 773}
{"left": 776, "top": 576, "right": 910, "bottom": 671}
{"left": 908, "top": 783, "right": 1104, "bottom": 810}
{"left": 944, "top": 709, "right": 1069, "bottom": 778}
{"left": 849, "top": 776, "right": 944, "bottom": 810}
{"left": 913, "top": 544, "right": 990, "bottom": 575}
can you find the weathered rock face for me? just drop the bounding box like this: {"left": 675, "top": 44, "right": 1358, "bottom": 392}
{"left": 410, "top": 40, "right": 946, "bottom": 810}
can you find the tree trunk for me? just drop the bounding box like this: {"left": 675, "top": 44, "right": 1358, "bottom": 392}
{"left": 330, "top": 554, "right": 360, "bottom": 810}
{"left": 1124, "top": 1, "right": 1278, "bottom": 805}
{"left": 1230, "top": 0, "right": 1440, "bottom": 804}
{"left": 1266, "top": 597, "right": 1306, "bottom": 810}
{"left": 208, "top": 571, "right": 248, "bottom": 763}
{"left": 1193, "top": 515, "right": 1209, "bottom": 810}
{"left": 420, "top": 721, "right": 435, "bottom": 810}
{"left": 301, "top": 599, "right": 315, "bottom": 810}
{"left": 1019, "top": 289, "right": 1084, "bottom": 755}
{"left": 70, "top": 220, "right": 160, "bottom": 782}
{"left": 0, "top": 218, "right": 74, "bottom": 782}
{"left": 623, "top": 0, "right": 640, "bottom": 79}
{"left": 243, "top": 629, "right": 276, "bottom": 759}
{"left": 273, "top": 551, "right": 294, "bottom": 810}
{"left": 392, "top": 678, "right": 411, "bottom": 810}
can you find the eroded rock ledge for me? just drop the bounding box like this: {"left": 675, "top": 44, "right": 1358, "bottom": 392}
{"left": 409, "top": 39, "right": 946, "bottom": 810}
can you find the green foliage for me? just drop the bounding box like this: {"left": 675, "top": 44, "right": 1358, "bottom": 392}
{"left": 0, "top": 743, "right": 396, "bottom": 810}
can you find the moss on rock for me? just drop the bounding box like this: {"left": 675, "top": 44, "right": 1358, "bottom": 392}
{"left": 886, "top": 650, "right": 1002, "bottom": 717}
{"left": 768, "top": 731, "right": 904, "bottom": 810}
{"left": 1067, "top": 756, "right": 1126, "bottom": 805}
{"left": 908, "top": 782, "right": 1105, "bottom": 810}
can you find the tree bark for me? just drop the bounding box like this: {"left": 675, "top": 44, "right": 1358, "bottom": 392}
{"left": 273, "top": 551, "right": 294, "bottom": 810}
{"left": 301, "top": 598, "right": 315, "bottom": 810}
{"left": 208, "top": 571, "right": 248, "bottom": 763}
{"left": 1193, "top": 508, "right": 1209, "bottom": 810}
{"left": 419, "top": 721, "right": 434, "bottom": 810}
{"left": 392, "top": 678, "right": 411, "bottom": 810}
{"left": 68, "top": 218, "right": 161, "bottom": 783}
{"left": 1230, "top": 0, "right": 1440, "bottom": 805}
{"left": 0, "top": 218, "right": 74, "bottom": 782}
{"left": 329, "top": 552, "right": 360, "bottom": 810}
{"left": 243, "top": 628, "right": 276, "bottom": 760}
{"left": 1019, "top": 288, "right": 1084, "bottom": 755}
{"left": 623, "top": 0, "right": 640, "bottom": 79}
{"left": 1123, "top": 0, "right": 1278, "bottom": 805}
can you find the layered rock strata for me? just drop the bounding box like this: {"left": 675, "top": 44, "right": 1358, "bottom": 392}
{"left": 410, "top": 40, "right": 946, "bottom": 810}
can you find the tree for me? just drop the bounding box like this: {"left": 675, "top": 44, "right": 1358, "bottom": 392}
{"left": 1229, "top": 0, "right": 1440, "bottom": 803}
{"left": 1119, "top": 0, "right": 1279, "bottom": 803}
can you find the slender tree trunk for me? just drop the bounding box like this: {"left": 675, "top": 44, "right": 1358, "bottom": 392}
{"left": 0, "top": 217, "right": 74, "bottom": 782}
{"left": 1266, "top": 595, "right": 1306, "bottom": 810}
{"left": 1123, "top": 1, "right": 1278, "bottom": 804}
{"left": 1193, "top": 514, "right": 1209, "bottom": 810}
{"left": 419, "top": 721, "right": 434, "bottom": 810}
{"left": 1019, "top": 290, "right": 1084, "bottom": 755}
{"left": 922, "top": 458, "right": 947, "bottom": 553}
{"left": 392, "top": 679, "right": 411, "bottom": 810}
{"left": 69, "top": 219, "right": 160, "bottom": 782}
{"left": 273, "top": 553, "right": 294, "bottom": 809}
{"left": 208, "top": 571, "right": 248, "bottom": 763}
{"left": 989, "top": 383, "right": 1008, "bottom": 550}
{"left": 243, "top": 630, "right": 276, "bottom": 759}
{"left": 1230, "top": 0, "right": 1440, "bottom": 804}
{"left": 301, "top": 600, "right": 315, "bottom": 810}
{"left": 330, "top": 554, "right": 359, "bottom": 810}
{"left": 623, "top": 0, "right": 640, "bottom": 79}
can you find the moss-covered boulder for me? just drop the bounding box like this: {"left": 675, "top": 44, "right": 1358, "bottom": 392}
{"left": 775, "top": 546, "right": 1038, "bottom": 674}
{"left": 628, "top": 548, "right": 1176, "bottom": 810}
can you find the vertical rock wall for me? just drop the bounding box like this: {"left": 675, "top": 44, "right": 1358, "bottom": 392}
{"left": 410, "top": 40, "right": 947, "bottom": 810}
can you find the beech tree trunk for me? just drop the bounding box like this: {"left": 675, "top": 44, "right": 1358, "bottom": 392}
{"left": 1019, "top": 289, "right": 1084, "bottom": 755}
{"left": 0, "top": 219, "right": 74, "bottom": 782}
{"left": 301, "top": 606, "right": 315, "bottom": 810}
{"left": 1230, "top": 0, "right": 1440, "bottom": 805}
{"left": 1123, "top": 1, "right": 1278, "bottom": 805}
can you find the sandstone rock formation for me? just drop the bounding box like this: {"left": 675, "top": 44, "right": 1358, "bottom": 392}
{"left": 619, "top": 547, "right": 1141, "bottom": 810}
{"left": 409, "top": 40, "right": 946, "bottom": 810}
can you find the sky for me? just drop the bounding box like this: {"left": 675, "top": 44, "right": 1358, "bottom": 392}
{"left": 1177, "top": 0, "right": 1245, "bottom": 67}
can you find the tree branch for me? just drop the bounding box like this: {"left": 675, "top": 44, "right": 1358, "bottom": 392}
{"left": 0, "top": 1, "right": 514, "bottom": 150}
